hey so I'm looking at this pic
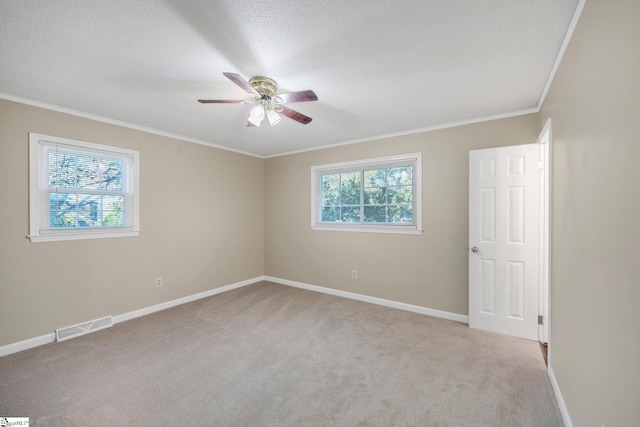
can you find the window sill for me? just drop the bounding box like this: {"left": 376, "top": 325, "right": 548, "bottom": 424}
{"left": 28, "top": 229, "right": 140, "bottom": 243}
{"left": 311, "top": 224, "right": 423, "bottom": 235}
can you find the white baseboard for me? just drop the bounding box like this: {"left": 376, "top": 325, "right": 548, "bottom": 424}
{"left": 548, "top": 365, "right": 572, "bottom": 427}
{"left": 265, "top": 276, "right": 469, "bottom": 324}
{"left": 0, "top": 333, "right": 57, "bottom": 358}
{"left": 112, "top": 276, "right": 263, "bottom": 324}
{"left": 1, "top": 275, "right": 468, "bottom": 358}
{"left": 0, "top": 276, "right": 264, "bottom": 358}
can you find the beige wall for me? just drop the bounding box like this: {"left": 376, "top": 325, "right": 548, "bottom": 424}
{"left": 265, "top": 115, "right": 539, "bottom": 315}
{"left": 539, "top": 0, "right": 640, "bottom": 425}
{"left": 0, "top": 100, "right": 264, "bottom": 347}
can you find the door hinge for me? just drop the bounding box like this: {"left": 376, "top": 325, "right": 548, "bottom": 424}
{"left": 538, "top": 160, "right": 545, "bottom": 171}
{"left": 538, "top": 315, "right": 544, "bottom": 325}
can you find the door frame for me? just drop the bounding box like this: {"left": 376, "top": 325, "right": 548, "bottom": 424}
{"left": 537, "top": 118, "right": 552, "bottom": 345}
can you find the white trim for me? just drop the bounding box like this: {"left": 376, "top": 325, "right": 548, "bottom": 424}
{"left": 545, "top": 120, "right": 553, "bottom": 347}
{"left": 112, "top": 277, "right": 262, "bottom": 324}
{"left": 0, "top": 91, "right": 262, "bottom": 159}
{"left": 266, "top": 276, "right": 469, "bottom": 324}
{"left": 311, "top": 224, "right": 423, "bottom": 235}
{"left": 0, "top": 275, "right": 469, "bottom": 357}
{"left": 311, "top": 153, "right": 422, "bottom": 172}
{"left": 266, "top": 108, "right": 539, "bottom": 159}
{"left": 548, "top": 365, "right": 573, "bottom": 427}
{"left": 0, "top": 276, "right": 264, "bottom": 357}
{"left": 29, "top": 229, "right": 140, "bottom": 243}
{"left": 311, "top": 153, "right": 422, "bottom": 234}
{"left": 0, "top": 333, "right": 56, "bottom": 358}
{"left": 537, "top": 119, "right": 552, "bottom": 344}
{"left": 537, "top": 0, "right": 587, "bottom": 110}
{"left": 2, "top": 91, "right": 537, "bottom": 160}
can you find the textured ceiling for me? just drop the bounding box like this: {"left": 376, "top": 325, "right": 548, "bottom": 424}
{"left": 0, "top": 0, "right": 580, "bottom": 157}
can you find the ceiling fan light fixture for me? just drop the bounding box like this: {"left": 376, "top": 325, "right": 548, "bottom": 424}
{"left": 267, "top": 108, "right": 281, "bottom": 126}
{"left": 248, "top": 104, "right": 265, "bottom": 127}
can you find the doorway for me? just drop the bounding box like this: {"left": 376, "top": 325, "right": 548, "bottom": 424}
{"left": 468, "top": 119, "right": 551, "bottom": 344}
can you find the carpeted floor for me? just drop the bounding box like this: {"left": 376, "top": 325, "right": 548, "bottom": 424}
{"left": 0, "top": 281, "right": 563, "bottom": 426}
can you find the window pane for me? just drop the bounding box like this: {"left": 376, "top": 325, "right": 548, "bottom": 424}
{"left": 48, "top": 152, "right": 76, "bottom": 188}
{"left": 102, "top": 195, "right": 123, "bottom": 210}
{"left": 102, "top": 195, "right": 124, "bottom": 227}
{"left": 340, "top": 207, "right": 360, "bottom": 222}
{"left": 340, "top": 188, "right": 360, "bottom": 205}
{"left": 364, "top": 187, "right": 386, "bottom": 205}
{"left": 321, "top": 206, "right": 339, "bottom": 222}
{"left": 50, "top": 211, "right": 76, "bottom": 228}
{"left": 364, "top": 206, "right": 386, "bottom": 222}
{"left": 76, "top": 194, "right": 100, "bottom": 226}
{"left": 340, "top": 172, "right": 360, "bottom": 188}
{"left": 76, "top": 155, "right": 101, "bottom": 189}
{"left": 387, "top": 166, "right": 412, "bottom": 186}
{"left": 388, "top": 205, "right": 413, "bottom": 223}
{"left": 364, "top": 169, "right": 386, "bottom": 188}
{"left": 322, "top": 189, "right": 340, "bottom": 206}
{"left": 340, "top": 172, "right": 360, "bottom": 205}
{"left": 321, "top": 174, "right": 340, "bottom": 206}
{"left": 102, "top": 211, "right": 124, "bottom": 226}
{"left": 387, "top": 186, "right": 413, "bottom": 204}
{"left": 101, "top": 159, "right": 123, "bottom": 191}
{"left": 50, "top": 193, "right": 77, "bottom": 210}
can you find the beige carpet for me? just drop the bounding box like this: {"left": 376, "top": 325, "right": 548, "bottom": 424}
{"left": 0, "top": 281, "right": 563, "bottom": 426}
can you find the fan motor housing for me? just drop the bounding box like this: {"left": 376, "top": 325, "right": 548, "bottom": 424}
{"left": 249, "top": 76, "right": 277, "bottom": 98}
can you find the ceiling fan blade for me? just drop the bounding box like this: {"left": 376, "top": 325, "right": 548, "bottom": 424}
{"left": 277, "top": 90, "right": 318, "bottom": 103}
{"left": 198, "top": 99, "right": 251, "bottom": 104}
{"left": 223, "top": 72, "right": 259, "bottom": 96}
{"left": 279, "top": 106, "right": 313, "bottom": 125}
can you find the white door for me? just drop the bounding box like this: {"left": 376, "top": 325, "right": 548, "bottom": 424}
{"left": 469, "top": 144, "right": 540, "bottom": 340}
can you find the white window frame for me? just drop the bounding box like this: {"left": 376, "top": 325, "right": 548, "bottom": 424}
{"left": 311, "top": 153, "right": 422, "bottom": 235}
{"left": 28, "top": 133, "right": 140, "bottom": 243}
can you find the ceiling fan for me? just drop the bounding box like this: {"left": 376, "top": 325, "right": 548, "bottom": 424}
{"left": 198, "top": 72, "right": 318, "bottom": 127}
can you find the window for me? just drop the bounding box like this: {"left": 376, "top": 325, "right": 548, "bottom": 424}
{"left": 311, "top": 153, "right": 422, "bottom": 234}
{"left": 29, "top": 133, "right": 140, "bottom": 242}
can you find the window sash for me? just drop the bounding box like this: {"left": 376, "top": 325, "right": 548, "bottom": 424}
{"left": 40, "top": 143, "right": 132, "bottom": 230}
{"left": 320, "top": 170, "right": 414, "bottom": 225}
{"left": 311, "top": 153, "right": 422, "bottom": 235}
{"left": 29, "top": 133, "right": 140, "bottom": 242}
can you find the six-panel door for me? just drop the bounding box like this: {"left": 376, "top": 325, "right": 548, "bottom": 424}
{"left": 469, "top": 144, "right": 540, "bottom": 340}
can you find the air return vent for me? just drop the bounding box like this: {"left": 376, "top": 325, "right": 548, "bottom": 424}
{"left": 55, "top": 316, "right": 113, "bottom": 342}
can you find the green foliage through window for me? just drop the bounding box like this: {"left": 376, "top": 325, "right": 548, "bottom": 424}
{"left": 320, "top": 165, "right": 414, "bottom": 224}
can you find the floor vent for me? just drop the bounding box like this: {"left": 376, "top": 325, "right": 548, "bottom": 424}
{"left": 56, "top": 316, "right": 113, "bottom": 342}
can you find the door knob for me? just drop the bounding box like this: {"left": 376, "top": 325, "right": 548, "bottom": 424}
{"left": 471, "top": 246, "right": 479, "bottom": 253}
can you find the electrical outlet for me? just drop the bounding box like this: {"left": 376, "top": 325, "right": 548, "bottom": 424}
{"left": 352, "top": 270, "right": 358, "bottom": 279}
{"left": 155, "top": 277, "right": 163, "bottom": 288}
